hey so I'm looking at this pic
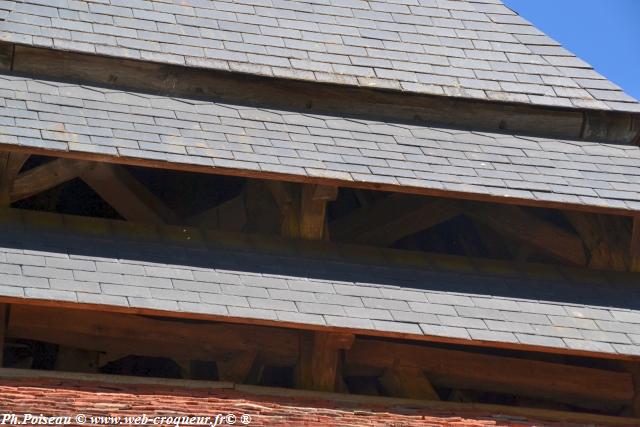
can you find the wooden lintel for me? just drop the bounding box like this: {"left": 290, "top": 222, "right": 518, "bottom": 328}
{"left": 346, "top": 339, "right": 634, "bottom": 406}
{"left": 467, "top": 203, "right": 587, "bottom": 266}
{"left": 216, "top": 350, "right": 257, "bottom": 383}
{"left": 81, "top": 162, "right": 179, "bottom": 224}
{"left": 331, "top": 194, "right": 459, "bottom": 246}
{"left": 296, "top": 331, "right": 354, "bottom": 392}
{"left": 10, "top": 158, "right": 90, "bottom": 203}
{"left": 630, "top": 217, "right": 640, "bottom": 272}
{"left": 379, "top": 365, "right": 440, "bottom": 401}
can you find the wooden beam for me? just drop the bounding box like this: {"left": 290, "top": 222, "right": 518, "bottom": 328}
{"left": 300, "top": 184, "right": 338, "bottom": 240}
{"left": 7, "top": 305, "right": 298, "bottom": 367}
{"left": 0, "top": 304, "right": 6, "bottom": 367}
{"left": 81, "top": 163, "right": 179, "bottom": 224}
{"left": 216, "top": 350, "right": 257, "bottom": 383}
{"left": 345, "top": 340, "right": 634, "bottom": 406}
{"left": 187, "top": 193, "right": 247, "bottom": 231}
{"left": 565, "top": 211, "right": 629, "bottom": 271}
{"left": 379, "top": 366, "right": 440, "bottom": 400}
{"left": 331, "top": 194, "right": 459, "bottom": 246}
{"left": 12, "top": 42, "right": 640, "bottom": 145}
{"left": 466, "top": 203, "right": 587, "bottom": 266}
{"left": 296, "top": 332, "right": 354, "bottom": 392}
{"left": 10, "top": 158, "right": 90, "bottom": 202}
{"left": 0, "top": 152, "right": 29, "bottom": 205}
{"left": 267, "top": 182, "right": 337, "bottom": 240}
{"left": 631, "top": 217, "right": 640, "bottom": 272}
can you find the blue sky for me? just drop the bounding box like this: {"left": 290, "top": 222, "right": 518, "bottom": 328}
{"left": 503, "top": 0, "right": 640, "bottom": 101}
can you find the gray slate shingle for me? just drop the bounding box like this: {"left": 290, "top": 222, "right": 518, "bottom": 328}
{"left": 2, "top": 217, "right": 640, "bottom": 357}
{"left": 0, "top": 0, "right": 638, "bottom": 112}
{"left": 1, "top": 73, "right": 639, "bottom": 211}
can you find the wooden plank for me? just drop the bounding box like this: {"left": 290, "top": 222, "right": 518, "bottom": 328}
{"left": 379, "top": 366, "right": 440, "bottom": 400}
{"left": 331, "top": 194, "right": 459, "bottom": 246}
{"left": 0, "top": 152, "right": 29, "bottom": 205}
{"left": 81, "top": 163, "right": 179, "bottom": 224}
{"left": 631, "top": 217, "right": 640, "bottom": 272}
{"left": 345, "top": 339, "right": 634, "bottom": 406}
{"left": 296, "top": 332, "right": 354, "bottom": 392}
{"left": 7, "top": 305, "right": 299, "bottom": 367}
{"left": 0, "top": 303, "right": 6, "bottom": 366}
{"left": 467, "top": 203, "right": 587, "bottom": 266}
{"left": 10, "top": 158, "right": 90, "bottom": 202}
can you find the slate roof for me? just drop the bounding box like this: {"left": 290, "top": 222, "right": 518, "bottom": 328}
{"left": 0, "top": 0, "right": 638, "bottom": 112}
{"left": 2, "top": 73, "right": 640, "bottom": 211}
{"left": 2, "top": 210, "right": 640, "bottom": 357}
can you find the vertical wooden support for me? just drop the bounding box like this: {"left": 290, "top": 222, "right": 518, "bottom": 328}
{"left": 296, "top": 332, "right": 354, "bottom": 392}
{"left": 267, "top": 182, "right": 337, "bottom": 240}
{"left": 631, "top": 217, "right": 640, "bottom": 272}
{"left": 0, "top": 303, "right": 6, "bottom": 366}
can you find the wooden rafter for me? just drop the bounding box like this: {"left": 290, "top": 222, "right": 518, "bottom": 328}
{"left": 216, "top": 350, "right": 257, "bottom": 383}
{"left": 379, "top": 365, "right": 440, "bottom": 400}
{"left": 345, "top": 340, "right": 633, "bottom": 407}
{"left": 10, "top": 158, "right": 91, "bottom": 203}
{"left": 0, "top": 152, "right": 29, "bottom": 205}
{"left": 465, "top": 203, "right": 587, "bottom": 266}
{"left": 330, "top": 194, "right": 459, "bottom": 246}
{"left": 81, "top": 163, "right": 179, "bottom": 225}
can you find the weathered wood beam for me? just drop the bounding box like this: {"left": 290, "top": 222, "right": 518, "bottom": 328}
{"left": 300, "top": 184, "right": 338, "bottom": 239}
{"left": 10, "top": 158, "right": 90, "bottom": 203}
{"left": 296, "top": 332, "right": 354, "bottom": 392}
{"left": 466, "top": 203, "right": 587, "bottom": 266}
{"left": 0, "top": 43, "right": 12, "bottom": 71}
{"left": 81, "top": 163, "right": 179, "bottom": 224}
{"left": 0, "top": 303, "right": 6, "bottom": 366}
{"left": 631, "top": 217, "right": 640, "bottom": 272}
{"left": 11, "top": 43, "right": 640, "bottom": 145}
{"left": 217, "top": 350, "right": 257, "bottom": 383}
{"left": 331, "top": 194, "right": 460, "bottom": 246}
{"left": 346, "top": 340, "right": 633, "bottom": 406}
{"left": 267, "top": 182, "right": 337, "bottom": 240}
{"left": 0, "top": 152, "right": 29, "bottom": 205}
{"left": 7, "top": 305, "right": 298, "bottom": 367}
{"left": 187, "top": 192, "right": 247, "bottom": 231}
{"left": 565, "top": 211, "right": 629, "bottom": 271}
{"left": 379, "top": 366, "right": 440, "bottom": 400}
